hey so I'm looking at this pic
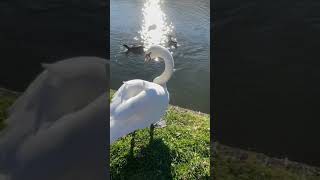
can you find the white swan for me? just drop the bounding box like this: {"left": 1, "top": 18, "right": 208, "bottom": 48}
{"left": 110, "top": 45, "right": 174, "bottom": 144}
{"left": 0, "top": 57, "right": 109, "bottom": 180}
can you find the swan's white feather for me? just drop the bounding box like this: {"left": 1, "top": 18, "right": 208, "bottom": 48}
{"left": 0, "top": 57, "right": 109, "bottom": 178}
{"left": 110, "top": 79, "right": 169, "bottom": 144}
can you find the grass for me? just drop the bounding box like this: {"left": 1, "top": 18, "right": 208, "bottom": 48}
{"left": 214, "top": 143, "right": 320, "bottom": 180}
{"left": 110, "top": 89, "right": 211, "bottom": 179}
{"left": 0, "top": 88, "right": 18, "bottom": 131}
{"left": 1, "top": 88, "right": 319, "bottom": 179}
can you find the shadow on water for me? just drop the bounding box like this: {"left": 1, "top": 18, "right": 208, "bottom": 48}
{"left": 112, "top": 138, "right": 173, "bottom": 180}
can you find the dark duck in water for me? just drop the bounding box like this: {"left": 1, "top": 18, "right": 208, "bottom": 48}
{"left": 123, "top": 44, "right": 145, "bottom": 54}
{"left": 168, "top": 35, "right": 178, "bottom": 48}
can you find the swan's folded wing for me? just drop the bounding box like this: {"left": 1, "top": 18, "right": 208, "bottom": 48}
{"left": 110, "top": 79, "right": 146, "bottom": 113}
{"left": 15, "top": 93, "right": 107, "bottom": 163}
{"left": 111, "top": 88, "right": 165, "bottom": 122}
{"left": 7, "top": 71, "right": 47, "bottom": 115}
{"left": 110, "top": 83, "right": 126, "bottom": 113}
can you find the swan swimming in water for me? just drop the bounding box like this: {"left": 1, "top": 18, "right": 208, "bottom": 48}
{"left": 110, "top": 45, "right": 174, "bottom": 144}
{"left": 0, "top": 57, "right": 109, "bottom": 180}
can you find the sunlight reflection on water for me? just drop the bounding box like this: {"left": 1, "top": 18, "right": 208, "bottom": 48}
{"left": 111, "top": 0, "right": 210, "bottom": 113}
{"left": 138, "top": 0, "right": 175, "bottom": 50}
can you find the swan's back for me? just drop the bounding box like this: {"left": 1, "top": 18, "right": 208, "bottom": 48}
{"left": 111, "top": 79, "right": 147, "bottom": 112}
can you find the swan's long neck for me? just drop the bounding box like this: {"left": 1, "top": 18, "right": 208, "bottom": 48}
{"left": 153, "top": 51, "right": 174, "bottom": 86}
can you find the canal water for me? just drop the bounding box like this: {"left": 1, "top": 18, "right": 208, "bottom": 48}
{"left": 110, "top": 0, "right": 210, "bottom": 113}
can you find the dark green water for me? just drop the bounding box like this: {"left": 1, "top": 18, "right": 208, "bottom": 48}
{"left": 110, "top": 0, "right": 210, "bottom": 113}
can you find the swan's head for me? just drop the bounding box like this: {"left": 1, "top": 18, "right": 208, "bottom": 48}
{"left": 144, "top": 45, "right": 170, "bottom": 63}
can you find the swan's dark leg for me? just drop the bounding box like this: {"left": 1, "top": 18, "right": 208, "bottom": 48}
{"left": 149, "top": 124, "right": 155, "bottom": 144}
{"left": 129, "top": 131, "right": 136, "bottom": 157}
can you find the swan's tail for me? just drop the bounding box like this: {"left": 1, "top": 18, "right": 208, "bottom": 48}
{"left": 122, "top": 44, "right": 130, "bottom": 50}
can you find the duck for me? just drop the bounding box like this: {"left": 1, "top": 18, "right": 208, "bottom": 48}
{"left": 0, "top": 57, "right": 109, "bottom": 180}
{"left": 168, "top": 35, "right": 178, "bottom": 48}
{"left": 148, "top": 24, "right": 157, "bottom": 31}
{"left": 110, "top": 45, "right": 174, "bottom": 144}
{"left": 168, "top": 34, "right": 178, "bottom": 48}
{"left": 123, "top": 44, "right": 145, "bottom": 54}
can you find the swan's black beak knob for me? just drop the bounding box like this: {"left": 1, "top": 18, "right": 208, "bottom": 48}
{"left": 144, "top": 52, "right": 152, "bottom": 63}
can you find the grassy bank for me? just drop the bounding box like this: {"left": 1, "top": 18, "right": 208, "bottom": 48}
{"left": 214, "top": 142, "right": 320, "bottom": 180}
{"left": 1, "top": 88, "right": 319, "bottom": 179}
{"left": 0, "top": 88, "right": 19, "bottom": 131}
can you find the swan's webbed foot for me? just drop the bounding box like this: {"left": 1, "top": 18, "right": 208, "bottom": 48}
{"left": 149, "top": 124, "right": 155, "bottom": 144}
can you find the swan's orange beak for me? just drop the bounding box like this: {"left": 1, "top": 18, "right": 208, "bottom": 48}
{"left": 144, "top": 52, "right": 152, "bottom": 63}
